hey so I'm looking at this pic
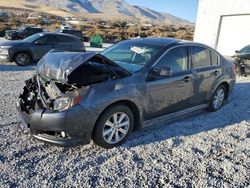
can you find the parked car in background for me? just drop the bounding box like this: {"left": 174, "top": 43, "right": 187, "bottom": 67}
{"left": 232, "top": 44, "right": 250, "bottom": 76}
{"left": 17, "top": 38, "right": 236, "bottom": 148}
{"left": 0, "top": 32, "right": 85, "bottom": 66}
{"left": 56, "top": 29, "right": 88, "bottom": 41}
{"left": 5, "top": 26, "right": 43, "bottom": 40}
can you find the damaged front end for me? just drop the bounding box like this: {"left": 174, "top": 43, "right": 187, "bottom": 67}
{"left": 17, "top": 50, "right": 130, "bottom": 146}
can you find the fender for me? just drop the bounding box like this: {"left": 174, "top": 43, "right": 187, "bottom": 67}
{"left": 10, "top": 49, "right": 34, "bottom": 62}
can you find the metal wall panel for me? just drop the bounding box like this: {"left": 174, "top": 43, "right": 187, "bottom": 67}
{"left": 194, "top": 0, "right": 250, "bottom": 55}
{"left": 217, "top": 15, "right": 250, "bottom": 55}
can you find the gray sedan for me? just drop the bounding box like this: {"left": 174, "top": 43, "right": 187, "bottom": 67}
{"left": 17, "top": 38, "right": 236, "bottom": 148}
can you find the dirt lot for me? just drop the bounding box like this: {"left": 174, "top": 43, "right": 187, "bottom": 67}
{"left": 0, "top": 61, "right": 249, "bottom": 187}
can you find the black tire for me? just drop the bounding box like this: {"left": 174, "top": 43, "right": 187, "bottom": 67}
{"left": 209, "top": 85, "right": 226, "bottom": 112}
{"left": 93, "top": 104, "right": 134, "bottom": 149}
{"left": 14, "top": 52, "right": 32, "bottom": 66}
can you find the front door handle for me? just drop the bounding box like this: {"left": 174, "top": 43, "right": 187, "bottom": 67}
{"left": 183, "top": 76, "right": 192, "bottom": 83}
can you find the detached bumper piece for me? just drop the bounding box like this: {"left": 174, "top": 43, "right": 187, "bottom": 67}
{"left": 31, "top": 131, "right": 86, "bottom": 147}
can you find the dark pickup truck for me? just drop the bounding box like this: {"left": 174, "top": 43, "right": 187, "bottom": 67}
{"left": 5, "top": 26, "right": 43, "bottom": 40}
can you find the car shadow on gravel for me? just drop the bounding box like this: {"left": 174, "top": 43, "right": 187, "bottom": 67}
{"left": 0, "top": 63, "right": 36, "bottom": 71}
{"left": 122, "top": 82, "right": 250, "bottom": 148}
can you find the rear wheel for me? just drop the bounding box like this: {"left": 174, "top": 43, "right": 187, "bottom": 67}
{"left": 209, "top": 85, "right": 226, "bottom": 111}
{"left": 93, "top": 105, "right": 134, "bottom": 149}
{"left": 14, "top": 52, "right": 32, "bottom": 66}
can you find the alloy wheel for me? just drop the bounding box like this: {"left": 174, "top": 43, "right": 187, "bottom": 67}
{"left": 213, "top": 88, "right": 225, "bottom": 109}
{"left": 16, "top": 53, "right": 29, "bottom": 65}
{"left": 102, "top": 112, "right": 130, "bottom": 144}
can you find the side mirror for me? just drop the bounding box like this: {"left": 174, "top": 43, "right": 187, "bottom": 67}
{"left": 153, "top": 67, "right": 172, "bottom": 77}
{"left": 34, "top": 40, "right": 43, "bottom": 45}
{"left": 147, "top": 67, "right": 172, "bottom": 81}
{"left": 235, "top": 50, "right": 240, "bottom": 54}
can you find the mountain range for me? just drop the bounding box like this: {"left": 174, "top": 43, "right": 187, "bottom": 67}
{"left": 0, "top": 0, "right": 192, "bottom": 25}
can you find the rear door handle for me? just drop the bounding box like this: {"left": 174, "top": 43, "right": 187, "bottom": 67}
{"left": 183, "top": 76, "right": 192, "bottom": 83}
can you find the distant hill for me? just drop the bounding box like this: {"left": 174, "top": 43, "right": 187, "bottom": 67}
{"left": 0, "top": 0, "right": 192, "bottom": 25}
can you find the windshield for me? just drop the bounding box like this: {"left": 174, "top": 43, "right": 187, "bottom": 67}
{"left": 101, "top": 42, "right": 162, "bottom": 72}
{"left": 23, "top": 33, "right": 44, "bottom": 43}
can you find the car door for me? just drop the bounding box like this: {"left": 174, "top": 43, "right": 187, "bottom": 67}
{"left": 32, "top": 34, "right": 56, "bottom": 60}
{"left": 144, "top": 46, "right": 194, "bottom": 120}
{"left": 189, "top": 46, "right": 221, "bottom": 105}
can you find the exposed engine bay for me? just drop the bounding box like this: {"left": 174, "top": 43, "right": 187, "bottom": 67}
{"left": 19, "top": 51, "right": 130, "bottom": 114}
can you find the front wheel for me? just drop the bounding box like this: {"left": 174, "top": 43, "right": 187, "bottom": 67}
{"left": 93, "top": 105, "right": 134, "bottom": 149}
{"left": 209, "top": 85, "right": 226, "bottom": 111}
{"left": 14, "top": 52, "right": 32, "bottom": 66}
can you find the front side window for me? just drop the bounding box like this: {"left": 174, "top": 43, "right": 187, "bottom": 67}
{"left": 23, "top": 33, "right": 43, "bottom": 43}
{"left": 35, "top": 35, "right": 56, "bottom": 45}
{"left": 155, "top": 46, "right": 188, "bottom": 73}
{"left": 191, "top": 46, "right": 211, "bottom": 68}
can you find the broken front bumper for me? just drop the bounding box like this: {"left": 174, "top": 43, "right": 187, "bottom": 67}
{"left": 16, "top": 100, "right": 97, "bottom": 146}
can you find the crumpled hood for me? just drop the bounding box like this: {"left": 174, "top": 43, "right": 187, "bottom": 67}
{"left": 36, "top": 51, "right": 98, "bottom": 83}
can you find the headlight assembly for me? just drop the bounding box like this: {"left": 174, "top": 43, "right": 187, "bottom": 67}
{"left": 53, "top": 95, "right": 82, "bottom": 111}
{"left": 53, "top": 97, "right": 71, "bottom": 111}
{"left": 0, "top": 46, "right": 12, "bottom": 49}
{"left": 0, "top": 46, "right": 11, "bottom": 55}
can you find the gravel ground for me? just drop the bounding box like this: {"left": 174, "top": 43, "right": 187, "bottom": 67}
{"left": 0, "top": 61, "right": 249, "bottom": 187}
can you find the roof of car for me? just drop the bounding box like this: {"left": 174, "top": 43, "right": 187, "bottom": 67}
{"left": 58, "top": 29, "right": 82, "bottom": 32}
{"left": 124, "top": 37, "right": 215, "bottom": 49}
{"left": 41, "top": 32, "right": 81, "bottom": 39}
{"left": 125, "top": 37, "right": 180, "bottom": 46}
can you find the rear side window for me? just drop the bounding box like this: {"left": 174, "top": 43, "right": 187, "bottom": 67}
{"left": 191, "top": 46, "right": 211, "bottom": 68}
{"left": 57, "top": 35, "right": 74, "bottom": 43}
{"left": 191, "top": 46, "right": 219, "bottom": 68}
{"left": 156, "top": 46, "right": 188, "bottom": 73}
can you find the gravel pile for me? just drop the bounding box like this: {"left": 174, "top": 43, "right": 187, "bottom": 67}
{"left": 0, "top": 61, "right": 249, "bottom": 187}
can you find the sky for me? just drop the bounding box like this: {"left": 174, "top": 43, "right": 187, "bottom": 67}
{"left": 125, "top": 0, "right": 199, "bottom": 23}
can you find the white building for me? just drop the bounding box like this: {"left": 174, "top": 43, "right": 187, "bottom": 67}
{"left": 194, "top": 0, "right": 250, "bottom": 56}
